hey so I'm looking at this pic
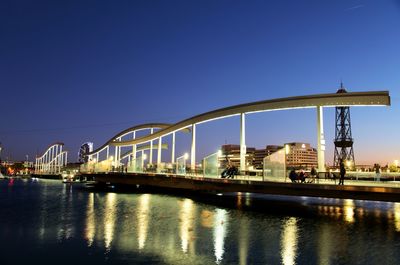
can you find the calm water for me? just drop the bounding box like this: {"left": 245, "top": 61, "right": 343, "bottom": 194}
{"left": 1, "top": 178, "right": 400, "bottom": 265}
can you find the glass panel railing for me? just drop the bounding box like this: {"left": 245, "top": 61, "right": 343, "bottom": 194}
{"left": 94, "top": 160, "right": 112, "bottom": 173}
{"left": 263, "top": 148, "right": 286, "bottom": 182}
{"left": 133, "top": 156, "right": 144, "bottom": 173}
{"left": 203, "top": 152, "right": 220, "bottom": 178}
{"left": 176, "top": 156, "right": 187, "bottom": 175}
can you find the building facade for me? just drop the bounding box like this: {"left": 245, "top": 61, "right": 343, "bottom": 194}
{"left": 220, "top": 142, "right": 317, "bottom": 171}
{"left": 220, "top": 144, "right": 255, "bottom": 169}
{"left": 253, "top": 145, "right": 283, "bottom": 169}
{"left": 285, "top": 142, "right": 317, "bottom": 170}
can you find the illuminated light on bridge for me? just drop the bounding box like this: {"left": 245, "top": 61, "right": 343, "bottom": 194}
{"left": 35, "top": 142, "right": 68, "bottom": 174}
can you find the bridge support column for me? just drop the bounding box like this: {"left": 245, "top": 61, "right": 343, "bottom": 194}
{"left": 149, "top": 128, "right": 154, "bottom": 165}
{"left": 59, "top": 145, "right": 63, "bottom": 173}
{"left": 171, "top": 132, "right": 176, "bottom": 164}
{"left": 132, "top": 131, "right": 136, "bottom": 171}
{"left": 141, "top": 150, "right": 145, "bottom": 170}
{"left": 117, "top": 138, "right": 121, "bottom": 166}
{"left": 114, "top": 146, "right": 118, "bottom": 168}
{"left": 52, "top": 146, "right": 56, "bottom": 173}
{"left": 106, "top": 146, "right": 109, "bottom": 160}
{"left": 157, "top": 137, "right": 162, "bottom": 172}
{"left": 191, "top": 124, "right": 196, "bottom": 172}
{"left": 240, "top": 113, "right": 246, "bottom": 172}
{"left": 44, "top": 153, "right": 47, "bottom": 172}
{"left": 56, "top": 146, "right": 60, "bottom": 173}
{"left": 132, "top": 144, "right": 136, "bottom": 161}
{"left": 317, "top": 106, "right": 326, "bottom": 172}
{"left": 49, "top": 147, "right": 53, "bottom": 173}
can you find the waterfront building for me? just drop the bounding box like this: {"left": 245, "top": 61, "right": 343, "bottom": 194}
{"left": 220, "top": 144, "right": 255, "bottom": 169}
{"left": 253, "top": 145, "right": 283, "bottom": 169}
{"left": 285, "top": 142, "right": 318, "bottom": 170}
{"left": 221, "top": 142, "right": 317, "bottom": 171}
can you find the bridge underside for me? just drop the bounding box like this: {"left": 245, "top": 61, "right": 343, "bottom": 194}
{"left": 89, "top": 173, "right": 400, "bottom": 202}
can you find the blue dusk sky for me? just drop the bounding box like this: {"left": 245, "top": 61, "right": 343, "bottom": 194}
{"left": 0, "top": 0, "right": 399, "bottom": 165}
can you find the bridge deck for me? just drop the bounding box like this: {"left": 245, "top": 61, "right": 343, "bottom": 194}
{"left": 89, "top": 172, "right": 400, "bottom": 202}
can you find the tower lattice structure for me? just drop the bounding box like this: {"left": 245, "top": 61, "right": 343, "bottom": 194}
{"left": 333, "top": 83, "right": 355, "bottom": 168}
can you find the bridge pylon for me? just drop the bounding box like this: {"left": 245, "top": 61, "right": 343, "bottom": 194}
{"left": 333, "top": 83, "right": 355, "bottom": 169}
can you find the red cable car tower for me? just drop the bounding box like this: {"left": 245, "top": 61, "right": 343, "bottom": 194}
{"left": 333, "top": 83, "right": 355, "bottom": 168}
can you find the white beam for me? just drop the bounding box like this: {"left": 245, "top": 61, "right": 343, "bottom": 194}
{"left": 317, "top": 106, "right": 325, "bottom": 172}
{"left": 149, "top": 128, "right": 154, "bottom": 165}
{"left": 240, "top": 113, "right": 246, "bottom": 172}
{"left": 191, "top": 124, "right": 196, "bottom": 171}
{"left": 157, "top": 137, "right": 162, "bottom": 172}
{"left": 171, "top": 132, "right": 176, "bottom": 164}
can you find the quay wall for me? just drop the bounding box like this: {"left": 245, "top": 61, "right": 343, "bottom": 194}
{"left": 88, "top": 172, "right": 400, "bottom": 202}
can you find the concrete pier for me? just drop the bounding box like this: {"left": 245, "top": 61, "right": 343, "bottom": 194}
{"left": 89, "top": 172, "right": 400, "bottom": 202}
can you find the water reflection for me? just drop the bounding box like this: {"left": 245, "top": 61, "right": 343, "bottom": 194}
{"left": 394, "top": 203, "right": 400, "bottom": 232}
{"left": 343, "top": 199, "right": 355, "bottom": 223}
{"left": 318, "top": 224, "right": 333, "bottom": 265}
{"left": 238, "top": 215, "right": 249, "bottom": 265}
{"left": 201, "top": 210, "right": 213, "bottom": 228}
{"left": 38, "top": 183, "right": 48, "bottom": 241}
{"left": 179, "top": 198, "right": 195, "bottom": 253}
{"left": 58, "top": 184, "right": 74, "bottom": 240}
{"left": 3, "top": 180, "right": 400, "bottom": 265}
{"left": 213, "top": 209, "right": 228, "bottom": 264}
{"left": 281, "top": 217, "right": 298, "bottom": 265}
{"left": 85, "top": 192, "right": 95, "bottom": 247}
{"left": 137, "top": 194, "right": 150, "bottom": 250}
{"left": 104, "top": 193, "right": 116, "bottom": 251}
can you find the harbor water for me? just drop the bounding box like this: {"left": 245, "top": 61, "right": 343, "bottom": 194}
{"left": 1, "top": 178, "right": 400, "bottom": 265}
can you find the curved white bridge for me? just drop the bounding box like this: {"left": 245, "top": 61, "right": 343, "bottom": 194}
{"left": 83, "top": 91, "right": 390, "bottom": 174}
{"left": 35, "top": 142, "right": 68, "bottom": 174}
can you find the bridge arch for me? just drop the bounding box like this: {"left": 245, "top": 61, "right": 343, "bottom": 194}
{"left": 110, "top": 91, "right": 390, "bottom": 172}
{"left": 35, "top": 142, "right": 68, "bottom": 174}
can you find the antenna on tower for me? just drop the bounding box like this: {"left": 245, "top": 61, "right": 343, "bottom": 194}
{"left": 333, "top": 83, "right": 355, "bottom": 168}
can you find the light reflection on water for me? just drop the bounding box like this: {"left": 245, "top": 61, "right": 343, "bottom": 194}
{"left": 137, "top": 194, "right": 150, "bottom": 250}
{"left": 179, "top": 198, "right": 195, "bottom": 253}
{"left": 343, "top": 199, "right": 355, "bottom": 223}
{"left": 213, "top": 209, "right": 228, "bottom": 264}
{"left": 85, "top": 192, "right": 95, "bottom": 247}
{"left": 104, "top": 193, "right": 116, "bottom": 252}
{"left": 281, "top": 217, "right": 298, "bottom": 265}
{"left": 395, "top": 203, "right": 400, "bottom": 232}
{"left": 2, "top": 179, "right": 400, "bottom": 265}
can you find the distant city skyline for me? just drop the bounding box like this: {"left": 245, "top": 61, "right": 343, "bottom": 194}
{"left": 1, "top": 0, "right": 399, "bottom": 165}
